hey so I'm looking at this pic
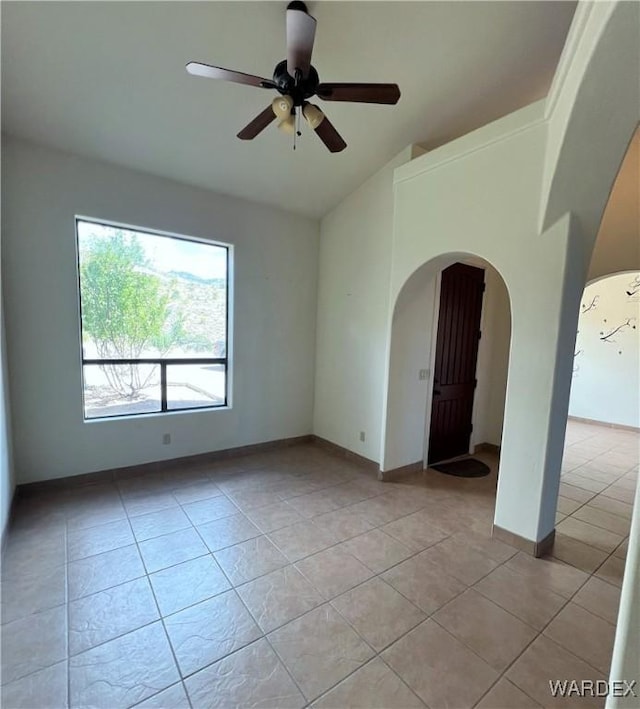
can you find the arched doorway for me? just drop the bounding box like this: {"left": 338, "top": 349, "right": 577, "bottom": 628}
{"left": 382, "top": 252, "right": 512, "bottom": 503}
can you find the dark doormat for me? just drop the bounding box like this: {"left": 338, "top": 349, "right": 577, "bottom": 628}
{"left": 431, "top": 458, "right": 490, "bottom": 478}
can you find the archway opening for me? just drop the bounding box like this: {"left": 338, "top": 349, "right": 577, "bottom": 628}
{"left": 383, "top": 252, "right": 512, "bottom": 528}
{"left": 552, "top": 128, "right": 638, "bottom": 577}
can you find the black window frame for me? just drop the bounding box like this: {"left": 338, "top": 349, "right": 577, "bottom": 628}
{"left": 75, "top": 216, "right": 230, "bottom": 420}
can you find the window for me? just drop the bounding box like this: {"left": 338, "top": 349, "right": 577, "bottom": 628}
{"left": 76, "top": 218, "right": 230, "bottom": 419}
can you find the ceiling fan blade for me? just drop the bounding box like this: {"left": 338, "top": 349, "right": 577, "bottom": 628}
{"left": 237, "top": 105, "right": 277, "bottom": 140}
{"left": 316, "top": 83, "right": 401, "bottom": 105}
{"left": 186, "top": 62, "right": 276, "bottom": 89}
{"left": 314, "top": 114, "right": 347, "bottom": 153}
{"left": 286, "top": 2, "right": 316, "bottom": 78}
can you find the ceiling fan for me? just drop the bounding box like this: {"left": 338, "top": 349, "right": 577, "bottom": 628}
{"left": 186, "top": 1, "right": 401, "bottom": 153}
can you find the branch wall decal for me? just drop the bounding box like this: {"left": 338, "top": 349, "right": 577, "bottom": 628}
{"left": 599, "top": 317, "right": 637, "bottom": 346}
{"left": 581, "top": 295, "right": 599, "bottom": 313}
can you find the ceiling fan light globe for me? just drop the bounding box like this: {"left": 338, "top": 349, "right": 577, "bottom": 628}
{"left": 278, "top": 115, "right": 296, "bottom": 134}
{"left": 302, "top": 103, "right": 325, "bottom": 129}
{"left": 272, "top": 95, "right": 294, "bottom": 119}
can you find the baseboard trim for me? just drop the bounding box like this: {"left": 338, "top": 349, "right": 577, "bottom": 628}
{"left": 379, "top": 461, "right": 424, "bottom": 482}
{"left": 568, "top": 416, "right": 640, "bottom": 433}
{"left": 17, "top": 435, "right": 314, "bottom": 494}
{"left": 492, "top": 524, "right": 556, "bottom": 558}
{"left": 309, "top": 436, "right": 379, "bottom": 474}
{"left": 474, "top": 442, "right": 501, "bottom": 455}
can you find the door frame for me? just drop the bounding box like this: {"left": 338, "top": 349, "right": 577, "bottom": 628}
{"left": 422, "top": 262, "right": 487, "bottom": 468}
{"left": 422, "top": 271, "right": 442, "bottom": 468}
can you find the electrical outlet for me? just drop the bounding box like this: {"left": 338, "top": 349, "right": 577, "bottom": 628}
{"left": 419, "top": 369, "right": 429, "bottom": 380}
{"left": 359, "top": 431, "right": 366, "bottom": 442}
{"left": 162, "top": 433, "right": 171, "bottom": 445}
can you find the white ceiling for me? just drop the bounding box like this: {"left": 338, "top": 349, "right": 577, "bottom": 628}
{"left": 2, "top": 1, "right": 576, "bottom": 219}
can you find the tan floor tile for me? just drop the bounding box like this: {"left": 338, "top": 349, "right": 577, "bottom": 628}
{"left": 588, "top": 495, "right": 634, "bottom": 519}
{"left": 269, "top": 520, "right": 339, "bottom": 561}
{"left": 340, "top": 529, "right": 414, "bottom": 573}
{"left": 558, "top": 483, "right": 595, "bottom": 504}
{"left": 601, "top": 485, "right": 635, "bottom": 504}
{"left": 451, "top": 529, "right": 518, "bottom": 563}
{"left": 295, "top": 546, "right": 373, "bottom": 599}
{"left": 595, "top": 555, "right": 627, "bottom": 587}
{"left": 556, "top": 517, "right": 624, "bottom": 553}
{"left": 139, "top": 527, "right": 209, "bottom": 573}
{"left": 181, "top": 495, "right": 240, "bottom": 526}
{"left": 286, "top": 490, "right": 340, "bottom": 518}
{"left": 613, "top": 537, "right": 628, "bottom": 559}
{"left": 68, "top": 543, "right": 146, "bottom": 600}
{"left": 505, "top": 552, "right": 588, "bottom": 598}
{"left": 571, "top": 505, "right": 631, "bottom": 536}
{"left": 214, "top": 535, "right": 288, "bottom": 585}
{"left": 507, "top": 636, "right": 604, "bottom": 708}
{"left": 149, "top": 555, "right": 230, "bottom": 616}
{"left": 474, "top": 564, "right": 566, "bottom": 630}
{"left": 556, "top": 495, "right": 583, "bottom": 516}
{"left": 383, "top": 620, "right": 498, "bottom": 709}
{"left": 332, "top": 577, "right": 425, "bottom": 651}
{"left": 1, "top": 606, "right": 67, "bottom": 684}
{"left": 237, "top": 565, "right": 323, "bottom": 632}
{"left": 164, "top": 589, "right": 261, "bottom": 676}
{"left": 561, "top": 474, "right": 608, "bottom": 493}
{"left": 185, "top": 638, "right": 305, "bottom": 709}
{"left": 129, "top": 506, "right": 192, "bottom": 542}
{"left": 171, "top": 480, "right": 222, "bottom": 505}
{"left": 268, "top": 604, "right": 374, "bottom": 701}
{"left": 244, "top": 501, "right": 304, "bottom": 532}
{"left": 551, "top": 534, "right": 609, "bottom": 573}
{"left": 1, "top": 661, "right": 67, "bottom": 709}
{"left": 312, "top": 657, "right": 425, "bottom": 709}
{"left": 1, "top": 563, "right": 66, "bottom": 624}
{"left": 545, "top": 602, "right": 617, "bottom": 674}
{"left": 381, "top": 553, "right": 466, "bottom": 614}
{"left": 556, "top": 512, "right": 567, "bottom": 524}
{"left": 418, "top": 537, "right": 500, "bottom": 585}
{"left": 381, "top": 510, "right": 449, "bottom": 552}
{"left": 324, "top": 480, "right": 385, "bottom": 507}
{"left": 196, "top": 513, "right": 261, "bottom": 552}
{"left": 227, "top": 487, "right": 285, "bottom": 512}
{"left": 476, "top": 678, "right": 541, "bottom": 708}
{"left": 434, "top": 589, "right": 536, "bottom": 671}
{"left": 67, "top": 518, "right": 134, "bottom": 561}
{"left": 313, "top": 507, "right": 374, "bottom": 542}
{"left": 70, "top": 621, "right": 179, "bottom": 707}
{"left": 573, "top": 576, "right": 621, "bottom": 625}
{"left": 123, "top": 493, "right": 178, "bottom": 519}
{"left": 69, "top": 577, "right": 159, "bottom": 654}
{"left": 136, "top": 682, "right": 190, "bottom": 708}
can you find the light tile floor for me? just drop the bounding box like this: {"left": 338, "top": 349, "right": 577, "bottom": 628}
{"left": 1, "top": 420, "right": 637, "bottom": 708}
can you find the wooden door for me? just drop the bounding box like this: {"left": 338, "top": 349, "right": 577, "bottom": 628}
{"left": 428, "top": 263, "right": 485, "bottom": 464}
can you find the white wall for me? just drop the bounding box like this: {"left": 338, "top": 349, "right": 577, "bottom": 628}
{"left": 471, "top": 263, "right": 511, "bottom": 449}
{"left": 313, "top": 147, "right": 411, "bottom": 462}
{"left": 0, "top": 298, "right": 15, "bottom": 535}
{"left": 589, "top": 129, "right": 640, "bottom": 282}
{"left": 2, "top": 137, "right": 319, "bottom": 484}
{"left": 383, "top": 259, "right": 440, "bottom": 470}
{"left": 570, "top": 273, "right": 640, "bottom": 428}
{"left": 386, "top": 104, "right": 587, "bottom": 544}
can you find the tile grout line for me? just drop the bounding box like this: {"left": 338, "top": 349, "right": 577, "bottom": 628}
{"left": 115, "top": 482, "right": 195, "bottom": 709}
{"left": 3, "top": 432, "right": 633, "bottom": 706}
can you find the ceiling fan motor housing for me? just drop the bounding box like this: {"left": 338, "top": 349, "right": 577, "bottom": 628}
{"left": 273, "top": 60, "right": 319, "bottom": 106}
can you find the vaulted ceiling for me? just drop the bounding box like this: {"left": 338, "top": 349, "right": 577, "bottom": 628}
{"left": 2, "top": 1, "right": 576, "bottom": 218}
